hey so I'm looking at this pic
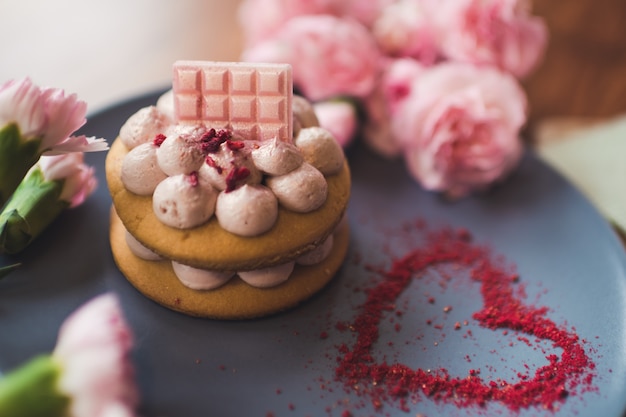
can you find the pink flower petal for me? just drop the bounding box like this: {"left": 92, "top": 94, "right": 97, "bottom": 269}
{"left": 313, "top": 100, "right": 358, "bottom": 148}
{"left": 53, "top": 294, "right": 138, "bottom": 417}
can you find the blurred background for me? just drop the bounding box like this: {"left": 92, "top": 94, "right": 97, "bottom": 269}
{"left": 1, "top": 0, "right": 626, "bottom": 230}
{"left": 1, "top": 0, "right": 624, "bottom": 121}
{"left": 0, "top": 0, "right": 244, "bottom": 113}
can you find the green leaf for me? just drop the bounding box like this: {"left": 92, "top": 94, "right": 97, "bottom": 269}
{"left": 0, "top": 123, "right": 42, "bottom": 207}
{"left": 0, "top": 262, "right": 21, "bottom": 280}
{"left": 0, "top": 355, "right": 69, "bottom": 417}
{"left": 0, "top": 209, "right": 33, "bottom": 255}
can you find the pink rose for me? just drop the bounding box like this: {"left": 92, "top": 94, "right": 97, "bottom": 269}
{"left": 372, "top": 0, "right": 440, "bottom": 64}
{"left": 242, "top": 15, "right": 381, "bottom": 101}
{"left": 392, "top": 63, "right": 526, "bottom": 198}
{"left": 313, "top": 99, "right": 358, "bottom": 148}
{"left": 362, "top": 58, "right": 425, "bottom": 158}
{"left": 332, "top": 0, "right": 396, "bottom": 27}
{"left": 437, "top": 0, "right": 548, "bottom": 78}
{"left": 237, "top": 0, "right": 393, "bottom": 46}
{"left": 381, "top": 58, "right": 426, "bottom": 114}
{"left": 237, "top": 0, "right": 334, "bottom": 47}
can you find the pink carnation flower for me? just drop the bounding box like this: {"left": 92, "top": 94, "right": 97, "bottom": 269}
{"left": 392, "top": 62, "right": 526, "bottom": 198}
{"left": 242, "top": 15, "right": 381, "bottom": 101}
{"left": 53, "top": 294, "right": 138, "bottom": 417}
{"left": 38, "top": 153, "right": 98, "bottom": 208}
{"left": 437, "top": 0, "right": 548, "bottom": 78}
{"left": 0, "top": 78, "right": 106, "bottom": 207}
{"left": 0, "top": 78, "right": 108, "bottom": 155}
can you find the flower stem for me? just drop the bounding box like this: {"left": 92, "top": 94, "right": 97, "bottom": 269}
{"left": 0, "top": 355, "right": 69, "bottom": 417}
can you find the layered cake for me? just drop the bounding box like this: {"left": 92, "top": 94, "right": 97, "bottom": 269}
{"left": 106, "top": 61, "right": 351, "bottom": 319}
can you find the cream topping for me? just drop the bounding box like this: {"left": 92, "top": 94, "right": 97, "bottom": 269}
{"left": 266, "top": 162, "right": 328, "bottom": 213}
{"left": 250, "top": 137, "right": 304, "bottom": 176}
{"left": 152, "top": 173, "right": 218, "bottom": 229}
{"left": 215, "top": 184, "right": 278, "bottom": 236}
{"left": 237, "top": 262, "right": 295, "bottom": 288}
{"left": 119, "top": 106, "right": 169, "bottom": 150}
{"left": 156, "top": 130, "right": 206, "bottom": 176}
{"left": 118, "top": 96, "right": 344, "bottom": 237}
{"left": 292, "top": 95, "right": 320, "bottom": 138}
{"left": 121, "top": 142, "right": 167, "bottom": 196}
{"left": 156, "top": 90, "right": 175, "bottom": 121}
{"left": 171, "top": 262, "right": 235, "bottom": 290}
{"left": 295, "top": 127, "right": 345, "bottom": 176}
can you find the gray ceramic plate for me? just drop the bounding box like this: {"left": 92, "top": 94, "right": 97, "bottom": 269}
{"left": 1, "top": 91, "right": 626, "bottom": 417}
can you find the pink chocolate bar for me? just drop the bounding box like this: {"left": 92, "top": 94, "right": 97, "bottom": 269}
{"left": 172, "top": 61, "right": 293, "bottom": 141}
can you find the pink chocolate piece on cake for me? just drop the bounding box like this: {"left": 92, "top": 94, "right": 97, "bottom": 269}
{"left": 172, "top": 61, "right": 293, "bottom": 141}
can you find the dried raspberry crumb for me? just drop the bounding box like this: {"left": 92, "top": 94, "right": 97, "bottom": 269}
{"left": 200, "top": 128, "right": 232, "bottom": 153}
{"left": 225, "top": 166, "right": 251, "bottom": 192}
{"left": 153, "top": 133, "right": 166, "bottom": 147}
{"left": 226, "top": 140, "right": 245, "bottom": 151}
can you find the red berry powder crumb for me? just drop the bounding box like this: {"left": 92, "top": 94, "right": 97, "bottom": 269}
{"left": 200, "top": 128, "right": 232, "bottom": 153}
{"left": 224, "top": 166, "right": 251, "bottom": 193}
{"left": 153, "top": 133, "right": 166, "bottom": 147}
{"left": 328, "top": 227, "right": 597, "bottom": 414}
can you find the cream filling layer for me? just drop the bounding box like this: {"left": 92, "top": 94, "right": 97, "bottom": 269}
{"left": 124, "top": 227, "right": 335, "bottom": 290}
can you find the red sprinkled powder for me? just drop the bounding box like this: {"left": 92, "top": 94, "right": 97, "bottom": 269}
{"left": 200, "top": 128, "right": 232, "bottom": 153}
{"left": 226, "top": 140, "right": 245, "bottom": 151}
{"left": 333, "top": 227, "right": 596, "bottom": 413}
{"left": 224, "top": 166, "right": 251, "bottom": 193}
{"left": 153, "top": 133, "right": 166, "bottom": 147}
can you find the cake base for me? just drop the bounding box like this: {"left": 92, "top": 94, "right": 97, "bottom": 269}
{"left": 109, "top": 208, "right": 350, "bottom": 319}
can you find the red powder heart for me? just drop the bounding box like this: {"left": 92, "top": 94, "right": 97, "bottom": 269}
{"left": 333, "top": 227, "right": 597, "bottom": 413}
